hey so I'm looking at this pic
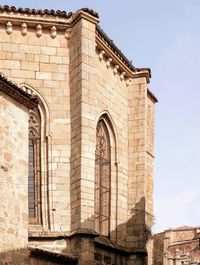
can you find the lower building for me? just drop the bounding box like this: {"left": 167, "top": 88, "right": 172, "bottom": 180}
{"left": 153, "top": 226, "right": 200, "bottom": 265}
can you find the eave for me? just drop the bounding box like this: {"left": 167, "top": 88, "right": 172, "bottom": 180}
{"left": 96, "top": 26, "right": 151, "bottom": 83}
{"left": 0, "top": 73, "right": 38, "bottom": 109}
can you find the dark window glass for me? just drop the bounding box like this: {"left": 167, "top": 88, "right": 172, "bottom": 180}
{"left": 28, "top": 109, "right": 41, "bottom": 224}
{"left": 95, "top": 120, "right": 111, "bottom": 236}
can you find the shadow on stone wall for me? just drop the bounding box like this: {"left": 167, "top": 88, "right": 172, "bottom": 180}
{"left": 0, "top": 247, "right": 78, "bottom": 265}
{"left": 63, "top": 197, "right": 152, "bottom": 265}
{"left": 152, "top": 232, "right": 164, "bottom": 265}
{"left": 0, "top": 198, "right": 152, "bottom": 265}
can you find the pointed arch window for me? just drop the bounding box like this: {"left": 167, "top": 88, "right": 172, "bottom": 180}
{"left": 95, "top": 120, "right": 111, "bottom": 236}
{"left": 28, "top": 108, "right": 41, "bottom": 224}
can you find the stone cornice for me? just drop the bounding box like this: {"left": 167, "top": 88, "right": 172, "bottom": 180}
{"left": 0, "top": 5, "right": 99, "bottom": 19}
{"left": 96, "top": 26, "right": 136, "bottom": 73}
{"left": 0, "top": 6, "right": 99, "bottom": 41}
{"left": 80, "top": 8, "right": 99, "bottom": 19}
{"left": 169, "top": 239, "right": 199, "bottom": 247}
{"left": 0, "top": 6, "right": 99, "bottom": 29}
{"left": 0, "top": 11, "right": 72, "bottom": 30}
{"left": 96, "top": 26, "right": 136, "bottom": 81}
{"left": 0, "top": 73, "right": 38, "bottom": 109}
{"left": 96, "top": 35, "right": 134, "bottom": 80}
{"left": 147, "top": 88, "right": 158, "bottom": 103}
{"left": 71, "top": 9, "right": 99, "bottom": 27}
{"left": 132, "top": 72, "right": 149, "bottom": 83}
{"left": 0, "top": 5, "right": 152, "bottom": 86}
{"left": 96, "top": 27, "right": 152, "bottom": 85}
{"left": 0, "top": 5, "right": 73, "bottom": 18}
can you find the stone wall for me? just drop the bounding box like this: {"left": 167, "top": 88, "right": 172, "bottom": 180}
{"left": 153, "top": 227, "right": 200, "bottom": 265}
{"left": 0, "top": 18, "right": 71, "bottom": 232}
{"left": 0, "top": 7, "right": 156, "bottom": 265}
{"left": 0, "top": 91, "right": 29, "bottom": 261}
{"left": 167, "top": 240, "right": 200, "bottom": 264}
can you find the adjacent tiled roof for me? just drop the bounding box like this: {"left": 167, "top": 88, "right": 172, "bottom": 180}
{"left": 0, "top": 73, "right": 38, "bottom": 109}
{"left": 29, "top": 248, "right": 78, "bottom": 265}
{"left": 0, "top": 5, "right": 99, "bottom": 19}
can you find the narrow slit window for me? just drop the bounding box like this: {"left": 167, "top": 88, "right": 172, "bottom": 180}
{"left": 28, "top": 109, "right": 41, "bottom": 224}
{"left": 95, "top": 120, "right": 111, "bottom": 236}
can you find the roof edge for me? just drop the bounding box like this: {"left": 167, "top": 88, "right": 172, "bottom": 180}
{"left": 147, "top": 88, "right": 158, "bottom": 103}
{"left": 0, "top": 5, "right": 99, "bottom": 20}
{"left": 0, "top": 5, "right": 73, "bottom": 19}
{"left": 80, "top": 8, "right": 99, "bottom": 19}
{"left": 96, "top": 26, "right": 137, "bottom": 73}
{"left": 0, "top": 73, "right": 38, "bottom": 109}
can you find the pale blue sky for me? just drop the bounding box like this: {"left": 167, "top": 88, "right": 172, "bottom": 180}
{"left": 1, "top": 0, "right": 200, "bottom": 232}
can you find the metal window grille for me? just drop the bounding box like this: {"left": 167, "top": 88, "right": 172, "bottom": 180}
{"left": 28, "top": 109, "right": 41, "bottom": 224}
{"left": 95, "top": 120, "right": 111, "bottom": 236}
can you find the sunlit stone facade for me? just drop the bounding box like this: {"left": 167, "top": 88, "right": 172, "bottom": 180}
{"left": 0, "top": 5, "right": 157, "bottom": 265}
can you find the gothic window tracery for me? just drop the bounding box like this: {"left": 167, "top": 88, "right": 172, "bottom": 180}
{"left": 28, "top": 108, "right": 41, "bottom": 224}
{"left": 95, "top": 119, "right": 111, "bottom": 236}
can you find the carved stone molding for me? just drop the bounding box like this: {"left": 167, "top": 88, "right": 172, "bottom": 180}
{"left": 126, "top": 78, "right": 132, "bottom": 87}
{"left": 99, "top": 50, "right": 105, "bottom": 61}
{"left": 50, "top": 26, "right": 57, "bottom": 38}
{"left": 6, "top": 21, "right": 12, "bottom": 34}
{"left": 65, "top": 28, "right": 72, "bottom": 40}
{"left": 36, "top": 24, "right": 42, "bottom": 37}
{"left": 0, "top": 5, "right": 98, "bottom": 20}
{"left": 106, "top": 58, "right": 112, "bottom": 69}
{"left": 29, "top": 109, "right": 40, "bottom": 137}
{"left": 113, "top": 65, "right": 119, "bottom": 75}
{"left": 96, "top": 31, "right": 134, "bottom": 82}
{"left": 21, "top": 22, "right": 27, "bottom": 36}
{"left": 97, "top": 48, "right": 129, "bottom": 83}
{"left": 120, "top": 71, "right": 126, "bottom": 81}
{"left": 1, "top": 19, "right": 73, "bottom": 40}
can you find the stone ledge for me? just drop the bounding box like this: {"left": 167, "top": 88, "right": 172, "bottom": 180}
{"left": 94, "top": 236, "right": 147, "bottom": 256}
{"left": 29, "top": 247, "right": 78, "bottom": 264}
{"left": 29, "top": 228, "right": 98, "bottom": 240}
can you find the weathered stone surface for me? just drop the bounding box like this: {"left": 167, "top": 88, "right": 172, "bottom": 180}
{"left": 153, "top": 227, "right": 200, "bottom": 265}
{"left": 0, "top": 5, "right": 156, "bottom": 265}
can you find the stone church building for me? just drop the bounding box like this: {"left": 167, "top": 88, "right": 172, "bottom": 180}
{"left": 0, "top": 5, "right": 157, "bottom": 265}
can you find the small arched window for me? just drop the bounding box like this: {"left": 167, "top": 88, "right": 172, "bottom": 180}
{"left": 28, "top": 108, "right": 41, "bottom": 224}
{"left": 95, "top": 119, "right": 111, "bottom": 236}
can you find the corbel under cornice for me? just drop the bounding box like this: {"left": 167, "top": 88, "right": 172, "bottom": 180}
{"left": 0, "top": 13, "right": 71, "bottom": 30}
{"left": 96, "top": 36, "right": 134, "bottom": 79}
{"left": 96, "top": 41, "right": 152, "bottom": 84}
{"left": 0, "top": 8, "right": 99, "bottom": 37}
{"left": 96, "top": 31, "right": 151, "bottom": 84}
